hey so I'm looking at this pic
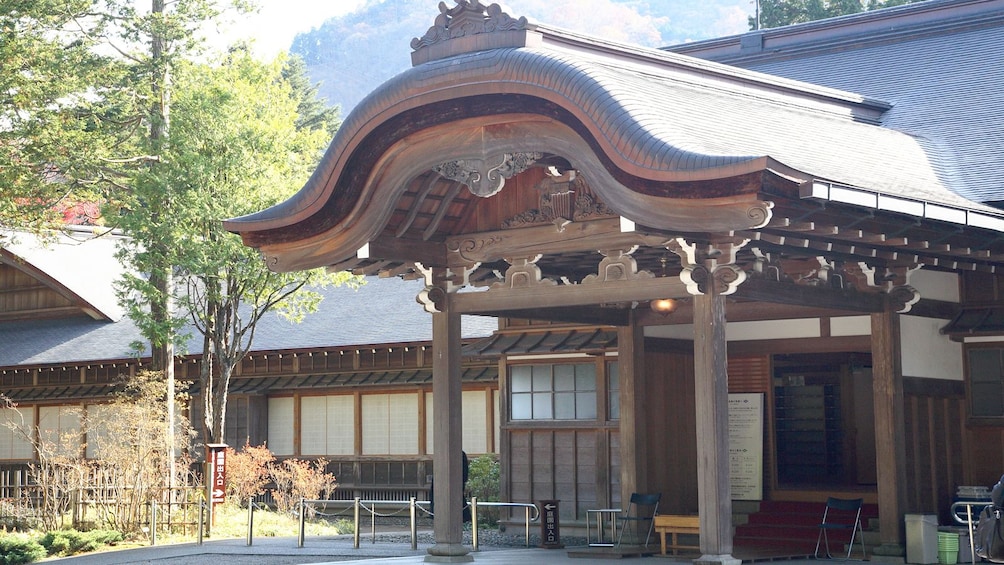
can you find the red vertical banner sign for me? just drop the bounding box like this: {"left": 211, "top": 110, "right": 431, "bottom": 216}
{"left": 207, "top": 443, "right": 228, "bottom": 525}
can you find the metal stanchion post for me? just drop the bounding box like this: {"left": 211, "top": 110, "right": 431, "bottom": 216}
{"left": 472, "top": 497, "right": 479, "bottom": 551}
{"left": 297, "top": 498, "right": 305, "bottom": 548}
{"left": 353, "top": 497, "right": 361, "bottom": 549}
{"left": 150, "top": 500, "right": 157, "bottom": 546}
{"left": 197, "top": 501, "right": 204, "bottom": 545}
{"left": 410, "top": 497, "right": 418, "bottom": 550}
{"left": 525, "top": 506, "right": 531, "bottom": 547}
{"left": 247, "top": 497, "right": 254, "bottom": 546}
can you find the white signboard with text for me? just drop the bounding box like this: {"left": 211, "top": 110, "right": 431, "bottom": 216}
{"left": 729, "top": 393, "right": 764, "bottom": 501}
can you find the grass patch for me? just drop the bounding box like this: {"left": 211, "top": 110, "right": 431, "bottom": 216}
{"left": 206, "top": 502, "right": 349, "bottom": 539}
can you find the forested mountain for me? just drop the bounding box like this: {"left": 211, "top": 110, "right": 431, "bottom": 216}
{"left": 289, "top": 0, "right": 753, "bottom": 114}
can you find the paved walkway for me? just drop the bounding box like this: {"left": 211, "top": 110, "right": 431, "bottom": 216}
{"left": 40, "top": 534, "right": 830, "bottom": 565}
{"left": 42, "top": 535, "right": 660, "bottom": 564}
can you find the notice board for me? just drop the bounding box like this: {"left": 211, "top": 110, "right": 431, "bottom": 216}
{"left": 728, "top": 393, "right": 764, "bottom": 501}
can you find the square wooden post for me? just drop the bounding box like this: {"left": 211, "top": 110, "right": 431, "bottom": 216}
{"left": 871, "top": 309, "right": 907, "bottom": 556}
{"left": 618, "top": 313, "right": 648, "bottom": 518}
{"left": 426, "top": 301, "right": 472, "bottom": 563}
{"left": 693, "top": 288, "right": 739, "bottom": 565}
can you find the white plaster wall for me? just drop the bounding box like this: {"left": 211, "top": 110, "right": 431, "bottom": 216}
{"left": 644, "top": 313, "right": 963, "bottom": 382}
{"left": 645, "top": 319, "right": 820, "bottom": 341}
{"left": 726, "top": 318, "right": 820, "bottom": 340}
{"left": 642, "top": 319, "right": 823, "bottom": 341}
{"left": 645, "top": 324, "right": 694, "bottom": 340}
{"left": 830, "top": 315, "right": 871, "bottom": 336}
{"left": 901, "top": 314, "right": 963, "bottom": 380}
{"left": 911, "top": 269, "right": 960, "bottom": 303}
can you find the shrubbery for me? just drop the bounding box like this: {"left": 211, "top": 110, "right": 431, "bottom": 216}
{"left": 0, "top": 533, "right": 46, "bottom": 565}
{"left": 0, "top": 529, "right": 124, "bottom": 564}
{"left": 226, "top": 443, "right": 337, "bottom": 515}
{"left": 467, "top": 455, "right": 500, "bottom": 526}
{"left": 38, "top": 529, "right": 123, "bottom": 556}
{"left": 225, "top": 442, "right": 274, "bottom": 503}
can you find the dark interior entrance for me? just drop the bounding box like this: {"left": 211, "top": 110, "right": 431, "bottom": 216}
{"left": 772, "top": 353, "right": 876, "bottom": 487}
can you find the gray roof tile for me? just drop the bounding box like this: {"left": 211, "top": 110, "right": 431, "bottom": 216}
{"left": 668, "top": 2, "right": 1004, "bottom": 204}
{"left": 0, "top": 276, "right": 496, "bottom": 367}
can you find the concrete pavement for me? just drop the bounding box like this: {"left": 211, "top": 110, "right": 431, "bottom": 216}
{"left": 42, "top": 533, "right": 838, "bottom": 565}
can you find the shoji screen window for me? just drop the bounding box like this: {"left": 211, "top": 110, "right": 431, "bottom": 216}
{"left": 267, "top": 397, "right": 294, "bottom": 456}
{"left": 301, "top": 395, "right": 354, "bottom": 456}
{"left": 0, "top": 406, "right": 34, "bottom": 460}
{"left": 362, "top": 393, "right": 418, "bottom": 454}
{"left": 38, "top": 405, "right": 82, "bottom": 455}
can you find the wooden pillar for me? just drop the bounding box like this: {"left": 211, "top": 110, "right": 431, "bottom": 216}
{"left": 426, "top": 298, "right": 472, "bottom": 562}
{"left": 871, "top": 309, "right": 907, "bottom": 555}
{"left": 618, "top": 313, "right": 648, "bottom": 509}
{"left": 693, "top": 286, "right": 740, "bottom": 565}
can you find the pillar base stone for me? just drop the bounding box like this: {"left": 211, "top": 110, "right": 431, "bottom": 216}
{"left": 426, "top": 543, "right": 473, "bottom": 562}
{"left": 694, "top": 553, "right": 742, "bottom": 565}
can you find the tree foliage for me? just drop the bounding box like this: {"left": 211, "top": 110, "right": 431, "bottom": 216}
{"left": 165, "top": 49, "right": 359, "bottom": 444}
{"left": 0, "top": 0, "right": 113, "bottom": 233}
{"left": 752, "top": 0, "right": 925, "bottom": 29}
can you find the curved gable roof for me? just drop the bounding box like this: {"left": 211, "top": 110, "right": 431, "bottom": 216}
{"left": 225, "top": 1, "right": 1003, "bottom": 273}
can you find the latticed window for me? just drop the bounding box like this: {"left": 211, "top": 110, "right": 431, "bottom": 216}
{"left": 510, "top": 363, "right": 596, "bottom": 420}
{"left": 969, "top": 347, "right": 1004, "bottom": 417}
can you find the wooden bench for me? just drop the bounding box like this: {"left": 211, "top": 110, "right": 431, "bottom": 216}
{"left": 654, "top": 514, "right": 700, "bottom": 555}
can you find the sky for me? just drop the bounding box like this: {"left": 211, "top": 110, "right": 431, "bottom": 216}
{"left": 221, "top": 0, "right": 756, "bottom": 60}
{"left": 221, "top": 0, "right": 369, "bottom": 59}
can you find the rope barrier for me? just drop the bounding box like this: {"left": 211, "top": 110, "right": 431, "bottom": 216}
{"left": 289, "top": 497, "right": 539, "bottom": 551}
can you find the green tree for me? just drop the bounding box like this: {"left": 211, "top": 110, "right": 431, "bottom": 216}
{"left": 0, "top": 0, "right": 113, "bottom": 234}
{"left": 166, "top": 50, "right": 359, "bottom": 444}
{"left": 282, "top": 54, "right": 341, "bottom": 139}
{"left": 751, "top": 0, "right": 924, "bottom": 29}
{"left": 96, "top": 0, "right": 254, "bottom": 490}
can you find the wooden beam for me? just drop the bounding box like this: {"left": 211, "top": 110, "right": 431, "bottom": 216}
{"left": 396, "top": 174, "right": 441, "bottom": 237}
{"left": 423, "top": 182, "right": 463, "bottom": 241}
{"left": 485, "top": 306, "right": 629, "bottom": 326}
{"left": 362, "top": 236, "right": 447, "bottom": 267}
{"left": 444, "top": 218, "right": 669, "bottom": 266}
{"left": 451, "top": 277, "right": 690, "bottom": 313}
{"left": 737, "top": 276, "right": 885, "bottom": 312}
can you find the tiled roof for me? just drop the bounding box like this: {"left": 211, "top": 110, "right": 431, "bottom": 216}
{"left": 2, "top": 228, "right": 127, "bottom": 321}
{"left": 667, "top": 0, "right": 1004, "bottom": 205}
{"left": 228, "top": 8, "right": 1003, "bottom": 273}
{"left": 0, "top": 276, "right": 497, "bottom": 368}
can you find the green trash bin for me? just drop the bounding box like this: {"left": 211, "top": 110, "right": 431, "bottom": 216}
{"left": 938, "top": 531, "right": 960, "bottom": 565}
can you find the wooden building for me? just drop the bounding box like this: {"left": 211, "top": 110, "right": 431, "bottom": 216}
{"left": 0, "top": 227, "right": 499, "bottom": 501}
{"left": 223, "top": 0, "right": 1004, "bottom": 562}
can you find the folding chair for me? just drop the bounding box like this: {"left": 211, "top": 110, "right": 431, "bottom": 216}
{"left": 815, "top": 496, "right": 867, "bottom": 560}
{"left": 616, "top": 492, "right": 661, "bottom": 547}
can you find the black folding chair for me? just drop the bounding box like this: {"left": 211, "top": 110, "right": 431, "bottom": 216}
{"left": 616, "top": 492, "right": 661, "bottom": 547}
{"left": 815, "top": 497, "right": 867, "bottom": 560}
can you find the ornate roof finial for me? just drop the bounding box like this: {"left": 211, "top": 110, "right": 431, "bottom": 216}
{"left": 411, "top": 1, "right": 529, "bottom": 52}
